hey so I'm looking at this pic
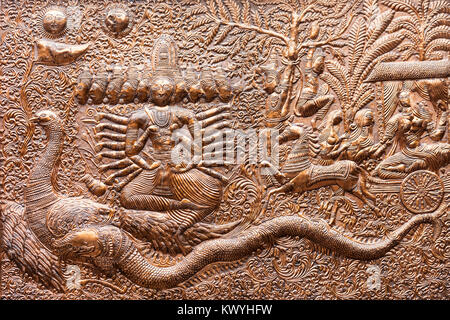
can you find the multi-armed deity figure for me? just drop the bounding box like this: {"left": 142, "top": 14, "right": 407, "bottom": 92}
{"left": 93, "top": 35, "right": 231, "bottom": 252}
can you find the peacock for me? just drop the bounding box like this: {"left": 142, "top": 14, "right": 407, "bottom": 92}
{"left": 0, "top": 109, "right": 239, "bottom": 291}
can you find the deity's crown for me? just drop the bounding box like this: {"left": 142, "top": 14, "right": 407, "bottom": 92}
{"left": 151, "top": 34, "right": 180, "bottom": 79}
{"left": 78, "top": 67, "right": 92, "bottom": 81}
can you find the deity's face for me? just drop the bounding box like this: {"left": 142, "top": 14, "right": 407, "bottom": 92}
{"left": 105, "top": 8, "right": 129, "bottom": 34}
{"left": 43, "top": 9, "right": 67, "bottom": 35}
{"left": 312, "top": 56, "right": 325, "bottom": 74}
{"left": 263, "top": 72, "right": 279, "bottom": 94}
{"left": 398, "top": 91, "right": 412, "bottom": 110}
{"left": 74, "top": 81, "right": 89, "bottom": 103}
{"left": 151, "top": 76, "right": 174, "bottom": 106}
{"left": 174, "top": 77, "right": 187, "bottom": 102}
{"left": 331, "top": 111, "right": 343, "bottom": 126}
{"left": 359, "top": 110, "right": 374, "bottom": 127}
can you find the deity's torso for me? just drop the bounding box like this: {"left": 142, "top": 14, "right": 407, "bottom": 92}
{"left": 264, "top": 89, "right": 289, "bottom": 128}
{"left": 302, "top": 69, "right": 319, "bottom": 98}
{"left": 141, "top": 105, "right": 189, "bottom": 162}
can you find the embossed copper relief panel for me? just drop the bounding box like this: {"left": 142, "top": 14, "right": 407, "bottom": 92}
{"left": 0, "top": 0, "right": 449, "bottom": 300}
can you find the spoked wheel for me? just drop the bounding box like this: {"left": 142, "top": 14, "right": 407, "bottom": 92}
{"left": 400, "top": 170, "right": 444, "bottom": 214}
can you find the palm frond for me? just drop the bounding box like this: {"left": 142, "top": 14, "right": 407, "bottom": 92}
{"left": 348, "top": 17, "right": 367, "bottom": 75}
{"left": 366, "top": 9, "right": 395, "bottom": 49}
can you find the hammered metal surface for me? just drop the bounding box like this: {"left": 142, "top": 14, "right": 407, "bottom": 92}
{"left": 0, "top": 0, "right": 449, "bottom": 300}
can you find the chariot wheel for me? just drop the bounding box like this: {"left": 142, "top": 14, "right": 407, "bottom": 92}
{"left": 400, "top": 170, "right": 444, "bottom": 214}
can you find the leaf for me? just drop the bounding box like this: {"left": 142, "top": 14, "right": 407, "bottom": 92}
{"left": 354, "top": 87, "right": 375, "bottom": 111}
{"left": 348, "top": 17, "right": 367, "bottom": 75}
{"left": 425, "top": 25, "right": 450, "bottom": 47}
{"left": 352, "top": 32, "right": 405, "bottom": 92}
{"left": 397, "top": 42, "right": 414, "bottom": 52}
{"left": 401, "top": 29, "right": 421, "bottom": 46}
{"left": 185, "top": 5, "right": 208, "bottom": 18}
{"left": 256, "top": 34, "right": 269, "bottom": 52}
{"left": 207, "top": 0, "right": 218, "bottom": 15}
{"left": 212, "top": 45, "right": 231, "bottom": 54}
{"left": 360, "top": 51, "right": 400, "bottom": 84}
{"left": 212, "top": 54, "right": 229, "bottom": 64}
{"left": 388, "top": 16, "right": 418, "bottom": 34}
{"left": 366, "top": 9, "right": 395, "bottom": 49}
{"left": 430, "top": 0, "right": 450, "bottom": 11}
{"left": 216, "top": 0, "right": 231, "bottom": 21}
{"left": 364, "top": 0, "right": 379, "bottom": 20}
{"left": 325, "top": 60, "right": 349, "bottom": 95}
{"left": 425, "top": 13, "right": 450, "bottom": 32}
{"left": 224, "top": 0, "right": 241, "bottom": 22}
{"left": 258, "top": 7, "right": 268, "bottom": 29}
{"left": 320, "top": 72, "right": 348, "bottom": 104}
{"left": 423, "top": 0, "right": 430, "bottom": 14}
{"left": 205, "top": 23, "right": 221, "bottom": 46}
{"left": 437, "top": 6, "right": 450, "bottom": 14}
{"left": 426, "top": 38, "right": 450, "bottom": 57}
{"left": 351, "top": 83, "right": 373, "bottom": 107}
{"left": 381, "top": 0, "right": 418, "bottom": 16}
{"left": 191, "top": 16, "right": 214, "bottom": 30}
{"left": 252, "top": 8, "right": 263, "bottom": 28}
{"left": 427, "top": 1, "right": 450, "bottom": 20}
{"left": 242, "top": 0, "right": 251, "bottom": 24}
{"left": 402, "top": 47, "right": 417, "bottom": 60}
{"left": 215, "top": 25, "right": 233, "bottom": 45}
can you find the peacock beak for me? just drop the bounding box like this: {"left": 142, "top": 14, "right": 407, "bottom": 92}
{"left": 29, "top": 116, "right": 39, "bottom": 123}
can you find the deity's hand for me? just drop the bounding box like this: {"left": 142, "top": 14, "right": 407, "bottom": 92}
{"left": 437, "top": 99, "right": 448, "bottom": 112}
{"left": 126, "top": 124, "right": 158, "bottom": 157}
{"left": 339, "top": 141, "right": 351, "bottom": 151}
{"left": 338, "top": 133, "right": 349, "bottom": 143}
{"left": 129, "top": 155, "right": 160, "bottom": 170}
{"left": 354, "top": 147, "right": 371, "bottom": 163}
{"left": 370, "top": 144, "right": 385, "bottom": 159}
{"left": 173, "top": 162, "right": 195, "bottom": 173}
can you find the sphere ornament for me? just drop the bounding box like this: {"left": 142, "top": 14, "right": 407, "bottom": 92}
{"left": 102, "top": 5, "right": 134, "bottom": 38}
{"left": 39, "top": 6, "right": 67, "bottom": 39}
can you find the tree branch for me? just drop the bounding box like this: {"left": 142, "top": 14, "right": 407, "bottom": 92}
{"left": 298, "top": 14, "right": 355, "bottom": 49}
{"left": 206, "top": 14, "right": 290, "bottom": 44}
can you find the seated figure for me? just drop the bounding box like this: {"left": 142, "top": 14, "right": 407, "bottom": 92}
{"left": 371, "top": 90, "right": 449, "bottom": 179}
{"left": 120, "top": 75, "right": 223, "bottom": 246}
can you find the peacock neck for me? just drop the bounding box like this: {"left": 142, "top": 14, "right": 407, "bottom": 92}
{"left": 24, "top": 122, "right": 64, "bottom": 247}
{"left": 27, "top": 123, "right": 64, "bottom": 189}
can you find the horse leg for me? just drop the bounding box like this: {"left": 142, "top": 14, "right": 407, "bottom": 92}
{"left": 260, "top": 160, "right": 287, "bottom": 184}
{"left": 338, "top": 168, "right": 378, "bottom": 214}
{"left": 262, "top": 181, "right": 295, "bottom": 211}
{"left": 329, "top": 201, "right": 339, "bottom": 225}
{"left": 349, "top": 188, "right": 380, "bottom": 215}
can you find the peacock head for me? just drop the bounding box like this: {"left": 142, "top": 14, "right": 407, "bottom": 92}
{"left": 22, "top": 110, "right": 63, "bottom": 155}
{"left": 30, "top": 110, "right": 61, "bottom": 128}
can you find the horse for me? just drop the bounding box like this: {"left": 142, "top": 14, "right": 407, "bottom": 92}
{"left": 261, "top": 123, "right": 377, "bottom": 214}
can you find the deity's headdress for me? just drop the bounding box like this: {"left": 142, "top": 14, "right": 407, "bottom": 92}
{"left": 151, "top": 34, "right": 179, "bottom": 79}
{"left": 259, "top": 48, "right": 282, "bottom": 78}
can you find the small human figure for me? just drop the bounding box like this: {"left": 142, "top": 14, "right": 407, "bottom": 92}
{"left": 293, "top": 46, "right": 334, "bottom": 129}
{"left": 317, "top": 109, "right": 349, "bottom": 163}
{"left": 344, "top": 108, "right": 376, "bottom": 163}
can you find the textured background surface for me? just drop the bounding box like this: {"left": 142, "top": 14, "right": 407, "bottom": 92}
{"left": 0, "top": 0, "right": 449, "bottom": 299}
